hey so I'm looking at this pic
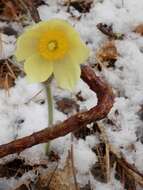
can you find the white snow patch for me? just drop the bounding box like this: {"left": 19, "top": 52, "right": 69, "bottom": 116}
{"left": 0, "top": 34, "right": 16, "bottom": 59}
{"left": 74, "top": 139, "right": 97, "bottom": 174}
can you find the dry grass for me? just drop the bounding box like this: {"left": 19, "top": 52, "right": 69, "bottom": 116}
{"left": 92, "top": 123, "right": 143, "bottom": 190}
{"left": 0, "top": 59, "right": 21, "bottom": 93}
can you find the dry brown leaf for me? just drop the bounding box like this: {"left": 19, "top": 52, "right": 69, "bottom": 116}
{"left": 0, "top": 60, "right": 21, "bottom": 90}
{"left": 134, "top": 24, "right": 143, "bottom": 35}
{"left": 96, "top": 41, "right": 118, "bottom": 63}
{"left": 96, "top": 23, "right": 124, "bottom": 40}
{"left": 36, "top": 156, "right": 76, "bottom": 190}
{"left": 64, "top": 0, "right": 93, "bottom": 13}
{"left": 0, "top": 1, "right": 19, "bottom": 20}
{"left": 56, "top": 97, "right": 79, "bottom": 114}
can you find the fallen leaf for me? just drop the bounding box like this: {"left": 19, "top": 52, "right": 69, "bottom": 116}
{"left": 134, "top": 24, "right": 143, "bottom": 35}
{"left": 96, "top": 41, "right": 118, "bottom": 63}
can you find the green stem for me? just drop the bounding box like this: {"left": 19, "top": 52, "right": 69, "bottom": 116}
{"left": 46, "top": 84, "right": 53, "bottom": 126}
{"left": 45, "top": 83, "right": 53, "bottom": 155}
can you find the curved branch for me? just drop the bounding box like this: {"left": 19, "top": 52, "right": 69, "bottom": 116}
{"left": 0, "top": 65, "right": 114, "bottom": 158}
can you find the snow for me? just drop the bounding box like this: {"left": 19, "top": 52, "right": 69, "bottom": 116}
{"left": 74, "top": 139, "right": 97, "bottom": 174}
{"left": 0, "top": 0, "right": 143, "bottom": 189}
{"left": 91, "top": 174, "right": 123, "bottom": 190}
{"left": 0, "top": 34, "right": 16, "bottom": 60}
{"left": 75, "top": 79, "right": 97, "bottom": 110}
{"left": 38, "top": 0, "right": 143, "bottom": 187}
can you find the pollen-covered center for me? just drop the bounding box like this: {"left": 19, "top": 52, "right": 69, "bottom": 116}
{"left": 48, "top": 41, "right": 57, "bottom": 51}
{"left": 38, "top": 30, "right": 69, "bottom": 61}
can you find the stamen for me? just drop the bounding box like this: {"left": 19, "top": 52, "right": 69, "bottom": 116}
{"left": 48, "top": 41, "right": 57, "bottom": 51}
{"left": 38, "top": 30, "right": 69, "bottom": 61}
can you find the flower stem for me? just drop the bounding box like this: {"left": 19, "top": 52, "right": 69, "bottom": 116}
{"left": 46, "top": 84, "right": 53, "bottom": 126}
{"left": 45, "top": 82, "right": 53, "bottom": 155}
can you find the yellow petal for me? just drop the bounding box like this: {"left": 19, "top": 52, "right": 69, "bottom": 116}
{"left": 26, "top": 19, "right": 77, "bottom": 37}
{"left": 25, "top": 21, "right": 51, "bottom": 33}
{"left": 24, "top": 54, "right": 53, "bottom": 83}
{"left": 42, "top": 19, "right": 76, "bottom": 32}
{"left": 71, "top": 40, "right": 90, "bottom": 64}
{"left": 15, "top": 19, "right": 73, "bottom": 62}
{"left": 44, "top": 19, "right": 81, "bottom": 43}
{"left": 15, "top": 21, "right": 53, "bottom": 62}
{"left": 15, "top": 31, "right": 41, "bottom": 62}
{"left": 47, "top": 19, "right": 90, "bottom": 64}
{"left": 53, "top": 53, "right": 81, "bottom": 90}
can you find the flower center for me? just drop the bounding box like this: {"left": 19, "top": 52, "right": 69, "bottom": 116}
{"left": 38, "top": 30, "right": 69, "bottom": 61}
{"left": 48, "top": 41, "right": 57, "bottom": 51}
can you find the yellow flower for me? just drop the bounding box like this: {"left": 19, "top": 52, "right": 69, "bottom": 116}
{"left": 15, "top": 19, "right": 89, "bottom": 90}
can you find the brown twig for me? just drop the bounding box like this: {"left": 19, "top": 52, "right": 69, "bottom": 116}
{"left": 0, "top": 65, "right": 114, "bottom": 158}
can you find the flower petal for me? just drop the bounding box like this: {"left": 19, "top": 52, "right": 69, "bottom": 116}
{"left": 15, "top": 31, "right": 41, "bottom": 62}
{"left": 42, "top": 19, "right": 77, "bottom": 33}
{"left": 47, "top": 19, "right": 90, "bottom": 64}
{"left": 15, "top": 21, "right": 56, "bottom": 62}
{"left": 26, "top": 19, "right": 77, "bottom": 37}
{"left": 44, "top": 19, "right": 82, "bottom": 43}
{"left": 24, "top": 21, "right": 51, "bottom": 34}
{"left": 24, "top": 54, "right": 53, "bottom": 83}
{"left": 15, "top": 19, "right": 73, "bottom": 62}
{"left": 71, "top": 40, "right": 90, "bottom": 64}
{"left": 53, "top": 54, "right": 81, "bottom": 90}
